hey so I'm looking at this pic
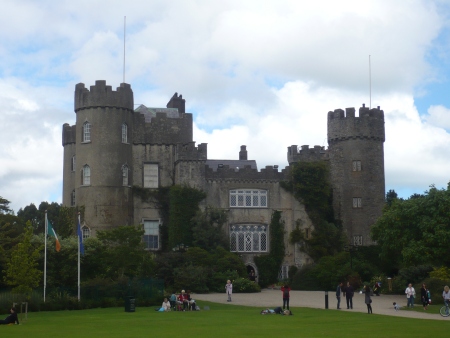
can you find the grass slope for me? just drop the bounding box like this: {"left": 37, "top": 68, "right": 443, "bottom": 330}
{"left": 1, "top": 302, "right": 449, "bottom": 338}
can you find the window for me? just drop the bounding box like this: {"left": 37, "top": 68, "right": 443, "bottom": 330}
{"left": 122, "top": 123, "right": 128, "bottom": 143}
{"left": 229, "top": 190, "right": 267, "bottom": 208}
{"left": 353, "top": 235, "right": 363, "bottom": 246}
{"left": 71, "top": 190, "right": 76, "bottom": 206}
{"left": 230, "top": 224, "right": 267, "bottom": 253}
{"left": 122, "top": 165, "right": 129, "bottom": 186}
{"left": 143, "top": 163, "right": 159, "bottom": 188}
{"left": 278, "top": 265, "right": 289, "bottom": 280}
{"left": 352, "top": 160, "right": 361, "bottom": 171}
{"left": 71, "top": 156, "right": 76, "bottom": 172}
{"left": 352, "top": 197, "right": 362, "bottom": 208}
{"left": 143, "top": 220, "right": 159, "bottom": 250}
{"left": 82, "top": 226, "right": 91, "bottom": 240}
{"left": 83, "top": 122, "right": 91, "bottom": 142}
{"left": 82, "top": 165, "right": 91, "bottom": 185}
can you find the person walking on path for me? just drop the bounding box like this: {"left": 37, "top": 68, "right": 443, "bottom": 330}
{"left": 365, "top": 285, "right": 373, "bottom": 314}
{"left": 281, "top": 284, "right": 291, "bottom": 310}
{"left": 225, "top": 279, "right": 233, "bottom": 302}
{"left": 420, "top": 283, "right": 429, "bottom": 310}
{"left": 346, "top": 282, "right": 354, "bottom": 309}
{"left": 336, "top": 282, "right": 343, "bottom": 309}
{"left": 405, "top": 283, "right": 416, "bottom": 308}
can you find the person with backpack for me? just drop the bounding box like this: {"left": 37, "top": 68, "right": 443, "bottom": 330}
{"left": 281, "top": 284, "right": 291, "bottom": 310}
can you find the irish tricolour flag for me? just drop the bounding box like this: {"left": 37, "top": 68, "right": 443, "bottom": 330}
{"left": 47, "top": 220, "right": 61, "bottom": 252}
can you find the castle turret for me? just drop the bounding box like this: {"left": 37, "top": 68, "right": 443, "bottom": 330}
{"left": 327, "top": 105, "right": 385, "bottom": 245}
{"left": 64, "top": 80, "right": 135, "bottom": 233}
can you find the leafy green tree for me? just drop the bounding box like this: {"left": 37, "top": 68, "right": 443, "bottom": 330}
{"left": 3, "top": 221, "right": 43, "bottom": 297}
{"left": 385, "top": 189, "right": 399, "bottom": 207}
{"left": 191, "top": 207, "right": 228, "bottom": 251}
{"left": 96, "top": 225, "right": 146, "bottom": 279}
{"left": 0, "top": 196, "right": 12, "bottom": 214}
{"left": 372, "top": 184, "right": 450, "bottom": 267}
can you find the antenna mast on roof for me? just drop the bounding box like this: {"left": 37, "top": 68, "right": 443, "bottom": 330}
{"left": 123, "top": 16, "right": 126, "bottom": 84}
{"left": 369, "top": 55, "right": 371, "bottom": 109}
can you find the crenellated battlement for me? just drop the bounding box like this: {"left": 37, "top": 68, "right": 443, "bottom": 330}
{"left": 62, "top": 123, "right": 76, "bottom": 146}
{"left": 175, "top": 142, "right": 208, "bottom": 161}
{"left": 327, "top": 105, "right": 385, "bottom": 143}
{"left": 74, "top": 80, "right": 134, "bottom": 112}
{"left": 205, "top": 164, "right": 288, "bottom": 181}
{"left": 287, "top": 145, "right": 328, "bottom": 164}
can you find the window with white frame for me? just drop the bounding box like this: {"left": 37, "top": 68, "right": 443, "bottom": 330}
{"left": 71, "top": 190, "right": 76, "bottom": 206}
{"left": 71, "top": 156, "right": 76, "bottom": 172}
{"left": 352, "top": 197, "right": 362, "bottom": 208}
{"left": 143, "top": 163, "right": 159, "bottom": 188}
{"left": 122, "top": 123, "right": 128, "bottom": 143}
{"left": 82, "top": 226, "right": 91, "bottom": 240}
{"left": 122, "top": 165, "right": 129, "bottom": 186}
{"left": 352, "top": 160, "right": 361, "bottom": 171}
{"left": 83, "top": 121, "right": 91, "bottom": 142}
{"left": 143, "top": 220, "right": 159, "bottom": 250}
{"left": 230, "top": 224, "right": 267, "bottom": 253}
{"left": 82, "top": 165, "right": 91, "bottom": 185}
{"left": 229, "top": 189, "right": 267, "bottom": 208}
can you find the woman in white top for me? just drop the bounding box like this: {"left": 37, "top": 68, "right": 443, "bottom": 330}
{"left": 162, "top": 297, "right": 171, "bottom": 311}
{"left": 442, "top": 285, "right": 450, "bottom": 306}
{"left": 405, "top": 283, "right": 416, "bottom": 308}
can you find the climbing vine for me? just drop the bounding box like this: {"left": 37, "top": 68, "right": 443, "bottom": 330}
{"left": 133, "top": 185, "right": 206, "bottom": 251}
{"left": 254, "top": 210, "right": 285, "bottom": 286}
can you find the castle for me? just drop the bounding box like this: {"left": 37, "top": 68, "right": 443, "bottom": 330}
{"left": 62, "top": 80, "right": 385, "bottom": 278}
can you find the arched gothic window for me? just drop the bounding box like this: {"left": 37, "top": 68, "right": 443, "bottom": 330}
{"left": 82, "top": 226, "right": 91, "bottom": 240}
{"left": 83, "top": 121, "right": 91, "bottom": 142}
{"left": 230, "top": 224, "right": 267, "bottom": 253}
{"left": 82, "top": 165, "right": 91, "bottom": 185}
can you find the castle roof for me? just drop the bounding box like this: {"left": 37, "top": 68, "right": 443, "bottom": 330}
{"left": 205, "top": 159, "right": 257, "bottom": 171}
{"left": 135, "top": 104, "right": 179, "bottom": 122}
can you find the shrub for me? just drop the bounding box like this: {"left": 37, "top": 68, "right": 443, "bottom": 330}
{"left": 232, "top": 278, "right": 261, "bottom": 293}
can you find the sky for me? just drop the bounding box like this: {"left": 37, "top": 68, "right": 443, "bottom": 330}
{"left": 1, "top": 0, "right": 450, "bottom": 213}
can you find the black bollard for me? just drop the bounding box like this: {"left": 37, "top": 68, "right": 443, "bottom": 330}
{"left": 325, "top": 291, "right": 329, "bottom": 309}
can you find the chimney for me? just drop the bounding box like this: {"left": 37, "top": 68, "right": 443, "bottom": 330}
{"left": 239, "top": 145, "right": 247, "bottom": 160}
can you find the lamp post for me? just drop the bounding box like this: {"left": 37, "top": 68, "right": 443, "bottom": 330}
{"left": 344, "top": 244, "right": 358, "bottom": 270}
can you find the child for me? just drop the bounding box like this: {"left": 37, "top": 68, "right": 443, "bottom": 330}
{"left": 225, "top": 279, "right": 233, "bottom": 302}
{"left": 393, "top": 302, "right": 400, "bottom": 311}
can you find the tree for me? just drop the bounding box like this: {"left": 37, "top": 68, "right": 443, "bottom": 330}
{"left": 385, "top": 189, "right": 399, "bottom": 207}
{"left": 0, "top": 196, "right": 12, "bottom": 214}
{"left": 191, "top": 207, "right": 228, "bottom": 251}
{"left": 3, "top": 221, "right": 43, "bottom": 297}
{"left": 96, "top": 225, "right": 146, "bottom": 279}
{"left": 371, "top": 184, "right": 450, "bottom": 267}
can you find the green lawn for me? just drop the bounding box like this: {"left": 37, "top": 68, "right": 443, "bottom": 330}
{"left": 2, "top": 302, "right": 450, "bottom": 338}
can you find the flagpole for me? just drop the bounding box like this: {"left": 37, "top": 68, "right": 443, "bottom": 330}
{"left": 78, "top": 213, "right": 81, "bottom": 301}
{"left": 44, "top": 211, "right": 48, "bottom": 302}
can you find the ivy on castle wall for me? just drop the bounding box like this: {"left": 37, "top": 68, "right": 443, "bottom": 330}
{"left": 254, "top": 210, "right": 285, "bottom": 286}
{"left": 281, "top": 161, "right": 346, "bottom": 260}
{"left": 133, "top": 185, "right": 206, "bottom": 251}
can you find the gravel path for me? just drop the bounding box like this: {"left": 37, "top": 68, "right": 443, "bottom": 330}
{"left": 193, "top": 289, "right": 448, "bottom": 321}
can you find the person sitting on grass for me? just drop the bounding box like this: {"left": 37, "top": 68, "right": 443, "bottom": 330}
{"left": 0, "top": 308, "right": 19, "bottom": 325}
{"left": 178, "top": 290, "right": 189, "bottom": 311}
{"left": 162, "top": 298, "right": 171, "bottom": 311}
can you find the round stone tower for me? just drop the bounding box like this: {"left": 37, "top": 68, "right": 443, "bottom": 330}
{"left": 327, "top": 105, "right": 385, "bottom": 246}
{"left": 73, "top": 80, "right": 134, "bottom": 233}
